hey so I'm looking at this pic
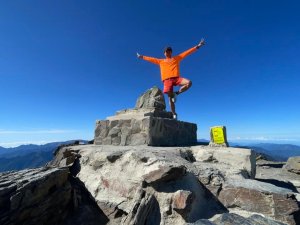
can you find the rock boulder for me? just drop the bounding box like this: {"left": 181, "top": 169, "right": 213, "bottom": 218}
{"left": 0, "top": 168, "right": 71, "bottom": 225}
{"left": 135, "top": 86, "right": 166, "bottom": 110}
{"left": 284, "top": 156, "right": 300, "bottom": 174}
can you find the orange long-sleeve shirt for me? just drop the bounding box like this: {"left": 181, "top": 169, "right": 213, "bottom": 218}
{"left": 142, "top": 46, "right": 198, "bottom": 81}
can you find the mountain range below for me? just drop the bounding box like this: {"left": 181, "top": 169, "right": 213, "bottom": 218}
{"left": 235, "top": 143, "right": 300, "bottom": 161}
{"left": 0, "top": 140, "right": 87, "bottom": 172}
{"left": 0, "top": 140, "right": 299, "bottom": 173}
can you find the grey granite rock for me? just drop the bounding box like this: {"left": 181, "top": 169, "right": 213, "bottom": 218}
{"left": 47, "top": 144, "right": 300, "bottom": 225}
{"left": 172, "top": 190, "right": 195, "bottom": 217}
{"left": 186, "top": 220, "right": 217, "bottom": 225}
{"left": 122, "top": 188, "right": 161, "bottom": 225}
{"left": 0, "top": 166, "right": 110, "bottom": 225}
{"left": 59, "top": 145, "right": 227, "bottom": 225}
{"left": 3, "top": 128, "right": 300, "bottom": 225}
{"left": 256, "top": 159, "right": 300, "bottom": 196}
{"left": 106, "top": 151, "right": 123, "bottom": 163}
{"left": 135, "top": 86, "right": 166, "bottom": 110}
{"left": 94, "top": 86, "right": 197, "bottom": 146}
{"left": 47, "top": 146, "right": 81, "bottom": 167}
{"left": 94, "top": 112, "right": 197, "bottom": 147}
{"left": 143, "top": 165, "right": 187, "bottom": 184}
{"left": 218, "top": 181, "right": 300, "bottom": 225}
{"left": 148, "top": 117, "right": 197, "bottom": 146}
{"left": 247, "top": 214, "right": 287, "bottom": 225}
{"left": 0, "top": 167, "right": 71, "bottom": 225}
{"left": 212, "top": 213, "right": 287, "bottom": 225}
{"left": 284, "top": 156, "right": 300, "bottom": 174}
{"left": 191, "top": 146, "right": 256, "bottom": 179}
{"left": 187, "top": 213, "right": 287, "bottom": 225}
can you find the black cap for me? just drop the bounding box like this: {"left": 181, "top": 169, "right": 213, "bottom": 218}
{"left": 164, "top": 46, "right": 172, "bottom": 52}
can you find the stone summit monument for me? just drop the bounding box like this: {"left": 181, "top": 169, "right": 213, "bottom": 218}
{"left": 94, "top": 86, "right": 197, "bottom": 146}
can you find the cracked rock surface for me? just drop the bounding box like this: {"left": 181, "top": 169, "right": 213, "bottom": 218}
{"left": 1, "top": 144, "right": 299, "bottom": 225}
{"left": 53, "top": 145, "right": 299, "bottom": 225}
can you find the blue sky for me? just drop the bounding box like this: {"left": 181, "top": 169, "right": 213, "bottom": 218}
{"left": 1, "top": 0, "right": 300, "bottom": 147}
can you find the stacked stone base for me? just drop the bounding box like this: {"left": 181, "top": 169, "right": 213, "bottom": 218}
{"left": 94, "top": 117, "right": 197, "bottom": 146}
{"left": 95, "top": 87, "right": 197, "bottom": 147}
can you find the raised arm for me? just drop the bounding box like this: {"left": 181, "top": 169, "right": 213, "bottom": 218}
{"left": 137, "top": 52, "right": 160, "bottom": 65}
{"left": 177, "top": 38, "right": 206, "bottom": 60}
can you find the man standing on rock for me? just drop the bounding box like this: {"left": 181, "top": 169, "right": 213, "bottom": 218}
{"left": 137, "top": 39, "right": 205, "bottom": 119}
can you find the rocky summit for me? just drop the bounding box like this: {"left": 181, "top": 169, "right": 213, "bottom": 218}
{"left": 0, "top": 87, "right": 300, "bottom": 225}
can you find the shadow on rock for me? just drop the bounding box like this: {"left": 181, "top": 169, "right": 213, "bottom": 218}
{"left": 142, "top": 194, "right": 161, "bottom": 225}
{"left": 70, "top": 158, "right": 81, "bottom": 177}
{"left": 122, "top": 188, "right": 161, "bottom": 225}
{"left": 258, "top": 163, "right": 285, "bottom": 168}
{"left": 149, "top": 172, "right": 228, "bottom": 222}
{"left": 255, "top": 178, "right": 299, "bottom": 193}
{"left": 60, "top": 176, "right": 109, "bottom": 225}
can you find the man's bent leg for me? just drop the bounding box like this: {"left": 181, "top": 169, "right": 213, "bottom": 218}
{"left": 178, "top": 78, "right": 192, "bottom": 94}
{"left": 168, "top": 92, "right": 176, "bottom": 116}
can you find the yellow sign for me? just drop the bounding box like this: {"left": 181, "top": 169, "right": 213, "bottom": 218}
{"left": 212, "top": 127, "right": 225, "bottom": 144}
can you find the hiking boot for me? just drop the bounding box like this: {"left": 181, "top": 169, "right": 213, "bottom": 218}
{"left": 171, "top": 93, "right": 178, "bottom": 103}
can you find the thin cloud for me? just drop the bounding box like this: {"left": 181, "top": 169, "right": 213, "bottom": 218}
{"left": 0, "top": 140, "right": 51, "bottom": 148}
{"left": 0, "top": 129, "right": 78, "bottom": 135}
{"left": 232, "top": 136, "right": 268, "bottom": 141}
{"left": 230, "top": 136, "right": 300, "bottom": 142}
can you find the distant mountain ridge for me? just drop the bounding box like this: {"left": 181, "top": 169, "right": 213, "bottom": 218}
{"left": 253, "top": 143, "right": 300, "bottom": 151}
{"left": 0, "top": 142, "right": 65, "bottom": 158}
{"left": 0, "top": 140, "right": 87, "bottom": 172}
{"left": 0, "top": 151, "right": 54, "bottom": 172}
{"left": 233, "top": 143, "right": 300, "bottom": 161}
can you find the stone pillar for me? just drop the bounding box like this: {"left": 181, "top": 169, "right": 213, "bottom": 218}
{"left": 94, "top": 87, "right": 197, "bottom": 147}
{"left": 209, "top": 126, "right": 229, "bottom": 147}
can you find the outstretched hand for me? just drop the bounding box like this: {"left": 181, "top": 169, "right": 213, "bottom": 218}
{"left": 198, "top": 38, "right": 205, "bottom": 47}
{"left": 136, "top": 52, "right": 142, "bottom": 59}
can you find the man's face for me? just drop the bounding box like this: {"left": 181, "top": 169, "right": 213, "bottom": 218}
{"left": 164, "top": 50, "right": 172, "bottom": 58}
